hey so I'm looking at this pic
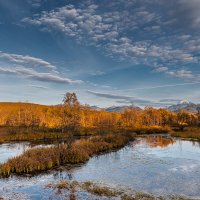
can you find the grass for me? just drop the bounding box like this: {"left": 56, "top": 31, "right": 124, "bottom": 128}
{"left": 134, "top": 126, "right": 170, "bottom": 135}
{"left": 46, "top": 180, "right": 194, "bottom": 200}
{"left": 170, "top": 127, "right": 200, "bottom": 140}
{"left": 82, "top": 181, "right": 119, "bottom": 197}
{"left": 0, "top": 132, "right": 71, "bottom": 143}
{"left": 0, "top": 124, "right": 172, "bottom": 143}
{"left": 0, "top": 127, "right": 73, "bottom": 143}
{"left": 0, "top": 133, "right": 135, "bottom": 177}
{"left": 47, "top": 181, "right": 119, "bottom": 197}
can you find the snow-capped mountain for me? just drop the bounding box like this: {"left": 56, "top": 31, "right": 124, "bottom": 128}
{"left": 168, "top": 100, "right": 200, "bottom": 113}
{"left": 105, "top": 105, "right": 141, "bottom": 112}
{"left": 89, "top": 105, "right": 141, "bottom": 112}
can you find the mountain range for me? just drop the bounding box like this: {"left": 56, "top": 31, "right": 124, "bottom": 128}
{"left": 90, "top": 100, "right": 200, "bottom": 113}
{"left": 90, "top": 105, "right": 141, "bottom": 112}
{"left": 168, "top": 100, "right": 200, "bottom": 113}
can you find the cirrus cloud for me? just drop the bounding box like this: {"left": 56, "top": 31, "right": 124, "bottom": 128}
{"left": 0, "top": 66, "right": 82, "bottom": 84}
{"left": 0, "top": 51, "right": 56, "bottom": 70}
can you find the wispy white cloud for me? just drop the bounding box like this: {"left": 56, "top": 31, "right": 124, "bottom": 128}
{"left": 106, "top": 82, "right": 200, "bottom": 92}
{"left": 0, "top": 66, "right": 82, "bottom": 84}
{"left": 166, "top": 69, "right": 194, "bottom": 79}
{"left": 0, "top": 50, "right": 83, "bottom": 84}
{"left": 27, "top": 0, "right": 42, "bottom": 8}
{"left": 28, "top": 84, "right": 49, "bottom": 89}
{"left": 154, "top": 65, "right": 198, "bottom": 80}
{"left": 89, "top": 70, "right": 105, "bottom": 76}
{"left": 87, "top": 90, "right": 155, "bottom": 106}
{"left": 154, "top": 66, "right": 168, "bottom": 72}
{"left": 87, "top": 90, "right": 188, "bottom": 107}
{"left": 0, "top": 51, "right": 56, "bottom": 70}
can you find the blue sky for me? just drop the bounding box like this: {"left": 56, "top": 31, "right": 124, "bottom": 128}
{"left": 0, "top": 0, "right": 200, "bottom": 107}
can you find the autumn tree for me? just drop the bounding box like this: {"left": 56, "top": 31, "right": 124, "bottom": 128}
{"left": 176, "top": 109, "right": 191, "bottom": 131}
{"left": 197, "top": 107, "right": 200, "bottom": 126}
{"left": 61, "top": 92, "right": 81, "bottom": 132}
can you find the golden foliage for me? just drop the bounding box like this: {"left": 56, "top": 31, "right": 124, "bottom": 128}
{"left": 0, "top": 102, "right": 199, "bottom": 137}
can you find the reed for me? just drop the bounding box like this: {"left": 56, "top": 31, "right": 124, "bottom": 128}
{"left": 171, "top": 132, "right": 200, "bottom": 140}
{"left": 134, "top": 126, "right": 170, "bottom": 135}
{"left": 0, "top": 133, "right": 135, "bottom": 177}
{"left": 0, "top": 132, "right": 71, "bottom": 143}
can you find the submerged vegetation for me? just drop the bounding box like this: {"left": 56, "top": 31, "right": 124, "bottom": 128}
{"left": 0, "top": 133, "right": 134, "bottom": 177}
{"left": 46, "top": 180, "right": 194, "bottom": 200}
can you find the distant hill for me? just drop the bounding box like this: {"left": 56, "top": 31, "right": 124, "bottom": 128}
{"left": 89, "top": 106, "right": 103, "bottom": 111}
{"left": 106, "top": 106, "right": 141, "bottom": 112}
{"left": 89, "top": 105, "right": 141, "bottom": 112}
{"left": 168, "top": 100, "right": 200, "bottom": 113}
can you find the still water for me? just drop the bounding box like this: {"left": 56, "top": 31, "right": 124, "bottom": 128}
{"left": 0, "top": 135, "right": 200, "bottom": 199}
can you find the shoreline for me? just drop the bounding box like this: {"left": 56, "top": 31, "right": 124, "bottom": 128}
{"left": 0, "top": 133, "right": 135, "bottom": 178}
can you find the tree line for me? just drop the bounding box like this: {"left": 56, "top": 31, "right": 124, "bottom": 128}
{"left": 0, "top": 93, "right": 199, "bottom": 133}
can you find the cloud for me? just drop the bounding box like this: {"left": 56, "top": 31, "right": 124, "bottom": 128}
{"left": 177, "top": 0, "right": 200, "bottom": 27}
{"left": 0, "top": 51, "right": 56, "bottom": 70}
{"left": 0, "top": 66, "right": 82, "bottom": 84}
{"left": 166, "top": 69, "right": 194, "bottom": 79}
{"left": 154, "top": 66, "right": 168, "bottom": 72}
{"left": 159, "top": 99, "right": 181, "bottom": 104}
{"left": 89, "top": 70, "right": 105, "bottom": 76}
{"left": 87, "top": 90, "right": 187, "bottom": 107}
{"left": 21, "top": 0, "right": 200, "bottom": 82}
{"left": 0, "top": 67, "right": 16, "bottom": 74}
{"left": 154, "top": 65, "right": 198, "bottom": 80}
{"left": 0, "top": 50, "right": 83, "bottom": 85}
{"left": 106, "top": 82, "right": 200, "bottom": 92}
{"left": 27, "top": 0, "right": 42, "bottom": 8}
{"left": 87, "top": 90, "right": 154, "bottom": 106}
{"left": 28, "top": 84, "right": 49, "bottom": 89}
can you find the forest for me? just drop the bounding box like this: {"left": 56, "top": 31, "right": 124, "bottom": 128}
{"left": 0, "top": 92, "right": 200, "bottom": 136}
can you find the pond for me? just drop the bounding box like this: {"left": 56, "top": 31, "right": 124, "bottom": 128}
{"left": 0, "top": 135, "right": 200, "bottom": 199}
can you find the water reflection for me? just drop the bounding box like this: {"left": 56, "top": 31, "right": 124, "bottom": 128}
{"left": 0, "top": 139, "right": 71, "bottom": 163}
{"left": 191, "top": 140, "right": 200, "bottom": 148}
{"left": 1, "top": 135, "right": 200, "bottom": 199}
{"left": 0, "top": 142, "right": 29, "bottom": 163}
{"left": 143, "top": 135, "right": 175, "bottom": 148}
{"left": 52, "top": 170, "right": 73, "bottom": 181}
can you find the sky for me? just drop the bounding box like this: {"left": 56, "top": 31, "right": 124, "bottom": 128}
{"left": 0, "top": 0, "right": 200, "bottom": 107}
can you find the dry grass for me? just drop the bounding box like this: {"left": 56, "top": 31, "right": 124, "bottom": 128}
{"left": 0, "top": 133, "right": 135, "bottom": 177}
{"left": 82, "top": 181, "right": 119, "bottom": 197}
{"left": 171, "top": 127, "right": 200, "bottom": 140}
{"left": 47, "top": 180, "right": 193, "bottom": 200}
{"left": 134, "top": 126, "right": 170, "bottom": 135}
{"left": 0, "top": 132, "right": 70, "bottom": 143}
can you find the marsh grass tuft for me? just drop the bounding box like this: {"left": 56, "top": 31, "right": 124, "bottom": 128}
{"left": 0, "top": 133, "right": 135, "bottom": 177}
{"left": 47, "top": 180, "right": 193, "bottom": 200}
{"left": 0, "top": 130, "right": 71, "bottom": 143}
{"left": 171, "top": 127, "right": 200, "bottom": 140}
{"left": 82, "top": 181, "right": 119, "bottom": 197}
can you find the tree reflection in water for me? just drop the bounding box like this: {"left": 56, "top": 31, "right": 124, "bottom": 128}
{"left": 144, "top": 135, "right": 175, "bottom": 148}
